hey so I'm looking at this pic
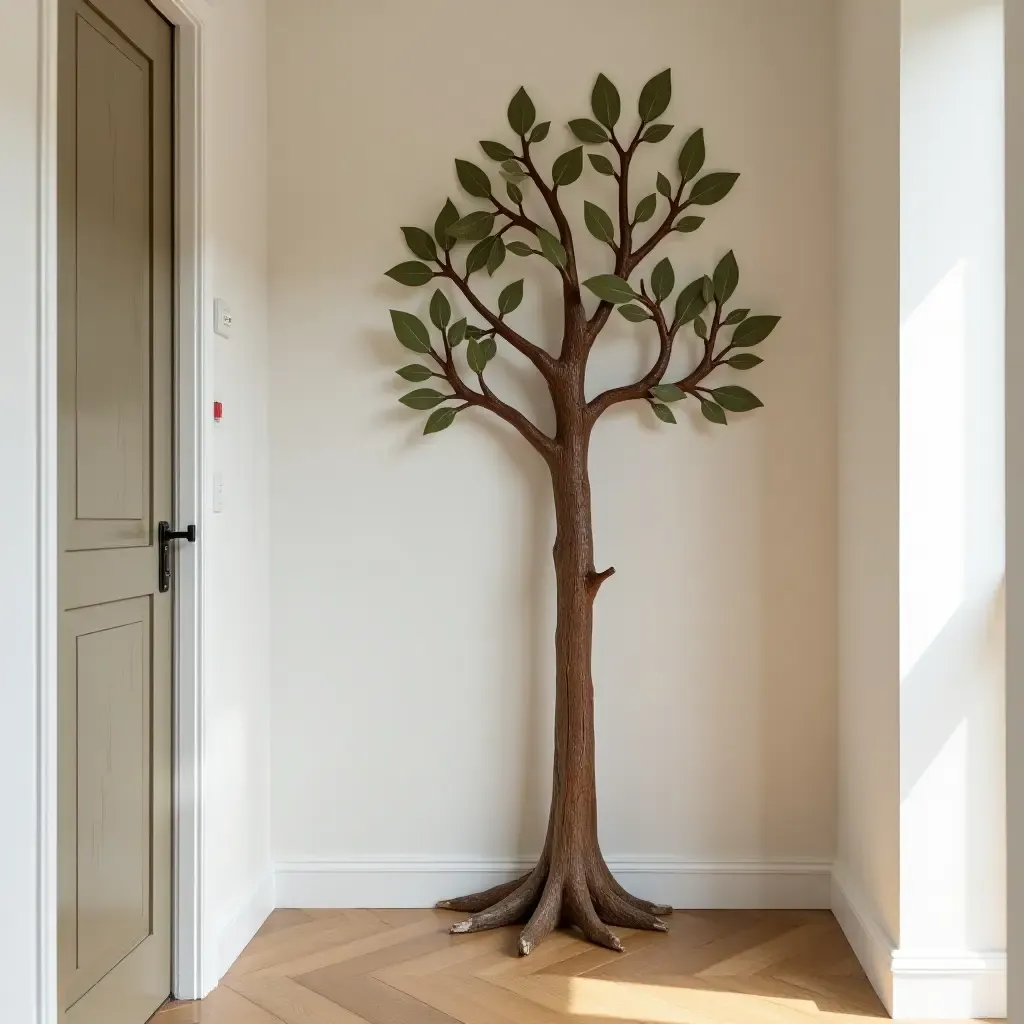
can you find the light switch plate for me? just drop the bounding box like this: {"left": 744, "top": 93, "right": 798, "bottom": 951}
{"left": 214, "top": 298, "right": 233, "bottom": 338}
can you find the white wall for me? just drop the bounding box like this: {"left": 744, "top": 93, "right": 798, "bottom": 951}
{"left": 196, "top": 0, "right": 274, "bottom": 987}
{"left": 0, "top": 2, "right": 44, "bottom": 1018}
{"left": 899, "top": 0, "right": 1006, "bottom": 982}
{"left": 1004, "top": 1, "right": 1024, "bottom": 1018}
{"left": 268, "top": 0, "right": 837, "bottom": 897}
{"left": 834, "top": 0, "right": 902, "bottom": 992}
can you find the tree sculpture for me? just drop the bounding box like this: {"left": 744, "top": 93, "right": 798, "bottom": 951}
{"left": 384, "top": 70, "right": 779, "bottom": 955}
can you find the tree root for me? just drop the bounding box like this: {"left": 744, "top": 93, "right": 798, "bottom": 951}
{"left": 438, "top": 856, "right": 670, "bottom": 955}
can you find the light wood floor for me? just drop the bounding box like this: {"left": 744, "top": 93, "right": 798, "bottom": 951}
{"left": 153, "top": 908, "right": 987, "bottom": 1024}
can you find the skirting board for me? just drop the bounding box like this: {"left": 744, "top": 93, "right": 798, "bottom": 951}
{"left": 210, "top": 872, "right": 276, "bottom": 992}
{"left": 274, "top": 857, "right": 832, "bottom": 912}
{"left": 831, "top": 865, "right": 1006, "bottom": 1019}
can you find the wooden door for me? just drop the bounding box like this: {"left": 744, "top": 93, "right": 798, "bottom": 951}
{"left": 57, "top": 1, "right": 174, "bottom": 1022}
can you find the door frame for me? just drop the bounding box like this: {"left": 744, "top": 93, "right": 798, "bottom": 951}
{"left": 37, "top": 0, "right": 210, "bottom": 1014}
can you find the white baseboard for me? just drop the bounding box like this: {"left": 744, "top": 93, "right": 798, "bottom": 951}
{"left": 274, "top": 856, "right": 832, "bottom": 911}
{"left": 831, "top": 864, "right": 1006, "bottom": 1019}
{"left": 213, "top": 872, "right": 276, "bottom": 986}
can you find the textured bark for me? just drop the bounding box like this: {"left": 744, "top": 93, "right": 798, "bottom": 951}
{"left": 438, "top": 332, "right": 672, "bottom": 953}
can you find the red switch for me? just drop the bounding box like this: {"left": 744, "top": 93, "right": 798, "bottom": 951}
{"left": 213, "top": 401, "right": 223, "bottom": 422}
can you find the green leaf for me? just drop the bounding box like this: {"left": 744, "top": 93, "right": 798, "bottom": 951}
{"left": 651, "top": 383, "right": 686, "bottom": 402}
{"left": 449, "top": 211, "right": 495, "bottom": 241}
{"left": 456, "top": 158, "right": 492, "bottom": 198}
{"left": 713, "top": 250, "right": 739, "bottom": 304}
{"left": 434, "top": 199, "right": 459, "bottom": 250}
{"left": 464, "top": 325, "right": 488, "bottom": 340}
{"left": 500, "top": 159, "right": 528, "bottom": 182}
{"left": 677, "top": 128, "right": 705, "bottom": 183}
{"left": 569, "top": 118, "right": 608, "bottom": 144}
{"left": 480, "top": 337, "right": 497, "bottom": 362}
{"left": 466, "top": 338, "right": 486, "bottom": 374}
{"left": 402, "top": 226, "right": 437, "bottom": 261}
{"left": 429, "top": 289, "right": 451, "bottom": 329}
{"left": 673, "top": 278, "right": 707, "bottom": 326}
{"left": 712, "top": 385, "right": 763, "bottom": 412}
{"left": 700, "top": 400, "right": 728, "bottom": 425}
{"left": 536, "top": 227, "right": 567, "bottom": 269}
{"left": 386, "top": 261, "right": 434, "bottom": 287}
{"left": 529, "top": 121, "right": 551, "bottom": 142}
{"left": 447, "top": 318, "right": 467, "bottom": 346}
{"left": 498, "top": 279, "right": 524, "bottom": 314}
{"left": 506, "top": 181, "right": 524, "bottom": 205}
{"left": 675, "top": 216, "right": 704, "bottom": 233}
{"left": 702, "top": 276, "right": 714, "bottom": 303}
{"left": 651, "top": 258, "right": 674, "bottom": 303}
{"left": 689, "top": 171, "right": 739, "bottom": 206}
{"left": 726, "top": 353, "right": 762, "bottom": 369}
{"left": 508, "top": 86, "right": 536, "bottom": 135}
{"left": 694, "top": 314, "right": 708, "bottom": 340}
{"left": 552, "top": 147, "right": 584, "bottom": 187}
{"left": 591, "top": 73, "right": 621, "bottom": 129}
{"left": 638, "top": 69, "right": 672, "bottom": 122}
{"left": 642, "top": 123, "right": 673, "bottom": 143}
{"left": 584, "top": 201, "right": 615, "bottom": 244}
{"left": 589, "top": 153, "right": 616, "bottom": 176}
{"left": 396, "top": 364, "right": 434, "bottom": 382}
{"left": 487, "top": 236, "right": 506, "bottom": 276}
{"left": 731, "top": 314, "right": 780, "bottom": 347}
{"left": 651, "top": 402, "right": 677, "bottom": 424}
{"left": 583, "top": 274, "right": 636, "bottom": 304}
{"left": 400, "top": 388, "right": 446, "bottom": 410}
{"left": 424, "top": 406, "right": 458, "bottom": 434}
{"left": 618, "top": 303, "right": 650, "bottom": 322}
{"left": 390, "top": 309, "right": 433, "bottom": 353}
{"left": 465, "top": 236, "right": 497, "bottom": 275}
{"left": 633, "top": 193, "right": 657, "bottom": 224}
{"left": 723, "top": 308, "right": 749, "bottom": 326}
{"left": 656, "top": 172, "right": 673, "bottom": 199}
{"left": 507, "top": 240, "right": 534, "bottom": 257}
{"left": 481, "top": 140, "right": 517, "bottom": 162}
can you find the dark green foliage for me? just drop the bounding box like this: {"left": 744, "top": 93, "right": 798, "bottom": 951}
{"left": 641, "top": 123, "right": 673, "bottom": 143}
{"left": 633, "top": 194, "right": 657, "bottom": 224}
{"left": 677, "top": 129, "right": 705, "bottom": 183}
{"left": 536, "top": 228, "right": 567, "bottom": 269}
{"left": 651, "top": 384, "right": 686, "bottom": 402}
{"left": 651, "top": 258, "right": 674, "bottom": 303}
{"left": 656, "top": 172, "right": 672, "bottom": 198}
{"left": 402, "top": 227, "right": 437, "bottom": 261}
{"left": 400, "top": 388, "right": 446, "bottom": 410}
{"left": 450, "top": 211, "right": 495, "bottom": 241}
{"left": 701, "top": 276, "right": 714, "bottom": 303}
{"left": 501, "top": 160, "right": 528, "bottom": 183}
{"left": 397, "top": 364, "right": 434, "bottom": 382}
{"left": 386, "top": 261, "right": 433, "bottom": 287}
{"left": 638, "top": 69, "right": 672, "bottom": 122}
{"left": 508, "top": 87, "right": 536, "bottom": 135}
{"left": 429, "top": 289, "right": 451, "bottom": 329}
{"left": 731, "top": 315, "right": 780, "bottom": 347}
{"left": 591, "top": 73, "right": 621, "bottom": 129}
{"left": 723, "top": 308, "right": 749, "bottom": 326}
{"left": 618, "top": 304, "right": 650, "bottom": 322}
{"left": 447, "top": 318, "right": 467, "bottom": 346}
{"left": 700, "top": 399, "right": 727, "bottom": 425}
{"left": 584, "top": 275, "right": 636, "bottom": 304}
{"left": 390, "top": 309, "right": 432, "bottom": 353}
{"left": 507, "top": 240, "right": 534, "bottom": 257}
{"left": 674, "top": 278, "right": 708, "bottom": 326}
{"left": 675, "top": 216, "right": 704, "bottom": 233}
{"left": 487, "top": 236, "right": 506, "bottom": 275}
{"left": 569, "top": 118, "right": 609, "bottom": 144}
{"left": 424, "top": 406, "right": 458, "bottom": 434}
{"left": 529, "top": 121, "right": 551, "bottom": 142}
{"left": 651, "top": 402, "right": 677, "bottom": 424}
{"left": 694, "top": 314, "right": 709, "bottom": 340}
{"left": 689, "top": 172, "right": 739, "bottom": 205}
{"left": 434, "top": 199, "right": 459, "bottom": 250}
{"left": 466, "top": 236, "right": 497, "bottom": 274}
{"left": 584, "top": 201, "right": 615, "bottom": 244}
{"left": 712, "top": 385, "right": 762, "bottom": 412}
{"left": 726, "top": 353, "right": 762, "bottom": 369}
{"left": 552, "top": 147, "right": 584, "bottom": 186}
{"left": 506, "top": 181, "right": 524, "bottom": 205}
{"left": 481, "top": 140, "right": 517, "bottom": 161}
{"left": 498, "top": 279, "right": 524, "bottom": 314}
{"left": 456, "top": 159, "right": 492, "bottom": 198}
{"left": 467, "top": 338, "right": 489, "bottom": 374}
{"left": 589, "top": 153, "right": 616, "bottom": 176}
{"left": 713, "top": 251, "right": 739, "bottom": 304}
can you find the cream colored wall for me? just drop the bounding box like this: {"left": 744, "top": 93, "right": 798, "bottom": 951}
{"left": 835, "top": 0, "right": 902, "bottom": 948}
{"left": 268, "top": 0, "right": 838, "bottom": 879}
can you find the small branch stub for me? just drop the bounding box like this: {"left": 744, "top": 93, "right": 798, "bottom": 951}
{"left": 588, "top": 566, "right": 616, "bottom": 594}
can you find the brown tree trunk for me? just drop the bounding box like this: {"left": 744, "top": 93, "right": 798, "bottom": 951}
{"left": 437, "top": 387, "right": 673, "bottom": 954}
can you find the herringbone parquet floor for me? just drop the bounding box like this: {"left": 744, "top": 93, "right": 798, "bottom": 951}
{"left": 152, "top": 908, "right": 985, "bottom": 1024}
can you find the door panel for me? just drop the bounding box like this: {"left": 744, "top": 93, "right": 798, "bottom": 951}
{"left": 57, "top": 1, "right": 174, "bottom": 1022}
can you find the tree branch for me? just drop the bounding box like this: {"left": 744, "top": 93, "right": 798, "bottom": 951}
{"left": 429, "top": 330, "right": 555, "bottom": 458}
{"left": 520, "top": 141, "right": 579, "bottom": 290}
{"left": 439, "top": 254, "right": 557, "bottom": 381}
